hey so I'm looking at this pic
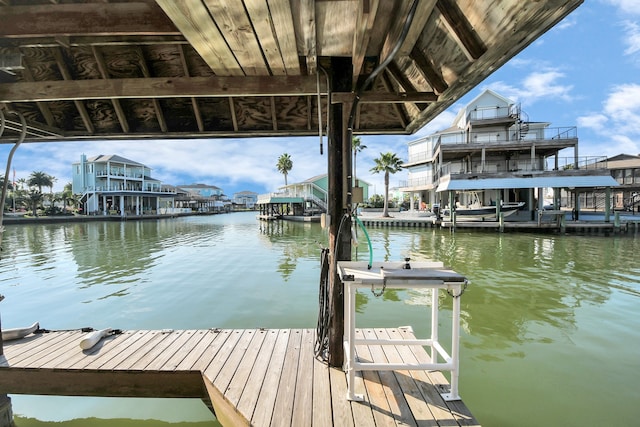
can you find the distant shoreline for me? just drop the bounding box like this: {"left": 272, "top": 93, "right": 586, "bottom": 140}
{"left": 0, "top": 211, "right": 235, "bottom": 225}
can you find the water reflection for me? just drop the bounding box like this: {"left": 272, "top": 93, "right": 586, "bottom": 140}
{"left": 258, "top": 220, "right": 326, "bottom": 281}
{"left": 1, "top": 214, "right": 639, "bottom": 426}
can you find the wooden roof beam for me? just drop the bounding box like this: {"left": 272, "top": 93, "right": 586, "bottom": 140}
{"left": 303, "top": 0, "right": 317, "bottom": 75}
{"left": 0, "top": 2, "right": 179, "bottom": 38}
{"left": 228, "top": 97, "right": 238, "bottom": 132}
{"left": 351, "top": 0, "right": 377, "bottom": 87}
{"left": 381, "top": 72, "right": 409, "bottom": 129}
{"left": 0, "top": 76, "right": 328, "bottom": 102}
{"left": 92, "top": 46, "right": 130, "bottom": 134}
{"left": 135, "top": 46, "right": 167, "bottom": 133}
{"left": 332, "top": 91, "right": 437, "bottom": 104}
{"left": 51, "top": 47, "right": 94, "bottom": 134}
{"left": 385, "top": 61, "right": 429, "bottom": 110}
{"left": 244, "top": 0, "right": 286, "bottom": 76}
{"left": 410, "top": 45, "right": 448, "bottom": 95}
{"left": 436, "top": 0, "right": 486, "bottom": 61}
{"left": 268, "top": 0, "right": 300, "bottom": 75}
{"left": 202, "top": 0, "right": 270, "bottom": 76}
{"left": 6, "top": 36, "right": 189, "bottom": 49}
{"left": 155, "top": 0, "right": 244, "bottom": 76}
{"left": 270, "top": 96, "right": 278, "bottom": 131}
{"left": 18, "top": 55, "right": 56, "bottom": 128}
{"left": 379, "top": 0, "right": 437, "bottom": 65}
{"left": 178, "top": 44, "right": 204, "bottom": 132}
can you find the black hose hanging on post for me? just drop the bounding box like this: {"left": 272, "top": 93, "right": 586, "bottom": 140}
{"left": 315, "top": 247, "right": 331, "bottom": 361}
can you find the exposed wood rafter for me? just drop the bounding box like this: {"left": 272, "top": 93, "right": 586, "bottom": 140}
{"left": 0, "top": 2, "right": 179, "bottom": 38}
{"left": 92, "top": 45, "right": 130, "bottom": 133}
{"left": 202, "top": 0, "right": 269, "bottom": 76}
{"left": 134, "top": 46, "right": 167, "bottom": 133}
{"left": 0, "top": 76, "right": 328, "bottom": 102}
{"left": 270, "top": 96, "right": 277, "bottom": 131}
{"left": 381, "top": 72, "right": 409, "bottom": 129}
{"left": 178, "top": 44, "right": 204, "bottom": 132}
{"left": 410, "top": 45, "right": 448, "bottom": 94}
{"left": 268, "top": 0, "right": 300, "bottom": 75}
{"left": 332, "top": 91, "right": 438, "bottom": 104}
{"left": 243, "top": 0, "right": 286, "bottom": 76}
{"left": 17, "top": 54, "right": 56, "bottom": 128}
{"left": 291, "top": 0, "right": 317, "bottom": 75}
{"left": 51, "top": 46, "right": 94, "bottom": 133}
{"left": 351, "top": 0, "right": 377, "bottom": 87}
{"left": 436, "top": 0, "right": 487, "bottom": 61}
{"left": 155, "top": 0, "right": 244, "bottom": 76}
{"left": 386, "top": 61, "right": 429, "bottom": 111}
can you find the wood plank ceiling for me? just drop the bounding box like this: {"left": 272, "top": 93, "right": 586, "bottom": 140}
{"left": 0, "top": 0, "right": 583, "bottom": 143}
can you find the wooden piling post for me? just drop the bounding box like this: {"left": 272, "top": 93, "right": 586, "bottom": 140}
{"left": 327, "top": 57, "right": 352, "bottom": 368}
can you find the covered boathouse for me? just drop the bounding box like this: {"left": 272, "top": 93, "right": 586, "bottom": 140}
{"left": 0, "top": 1, "right": 584, "bottom": 425}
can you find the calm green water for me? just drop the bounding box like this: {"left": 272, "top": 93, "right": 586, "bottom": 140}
{"left": 1, "top": 212, "right": 639, "bottom": 426}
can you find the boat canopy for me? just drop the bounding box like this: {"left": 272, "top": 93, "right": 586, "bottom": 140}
{"left": 436, "top": 175, "right": 619, "bottom": 192}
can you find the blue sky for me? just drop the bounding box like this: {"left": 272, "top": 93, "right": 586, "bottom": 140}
{"left": 2, "top": 0, "right": 639, "bottom": 197}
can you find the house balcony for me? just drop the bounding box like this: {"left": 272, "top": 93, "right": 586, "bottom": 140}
{"left": 406, "top": 127, "right": 578, "bottom": 166}
{"left": 81, "top": 185, "right": 176, "bottom": 195}
{"left": 466, "top": 104, "right": 520, "bottom": 128}
{"left": 397, "top": 177, "right": 436, "bottom": 192}
{"left": 96, "top": 170, "right": 145, "bottom": 179}
{"left": 436, "top": 156, "right": 607, "bottom": 179}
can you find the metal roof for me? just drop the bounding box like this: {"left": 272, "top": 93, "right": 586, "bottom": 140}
{"left": 436, "top": 175, "right": 619, "bottom": 192}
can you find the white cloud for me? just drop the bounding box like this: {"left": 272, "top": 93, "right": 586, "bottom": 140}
{"left": 577, "top": 84, "right": 640, "bottom": 157}
{"left": 603, "top": 83, "right": 640, "bottom": 133}
{"left": 576, "top": 113, "right": 609, "bottom": 133}
{"left": 485, "top": 68, "right": 573, "bottom": 106}
{"left": 622, "top": 20, "right": 640, "bottom": 58}
{"left": 605, "top": 0, "right": 640, "bottom": 16}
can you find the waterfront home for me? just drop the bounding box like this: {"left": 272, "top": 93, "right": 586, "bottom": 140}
{"left": 174, "top": 183, "right": 230, "bottom": 213}
{"left": 257, "top": 174, "right": 371, "bottom": 218}
{"left": 598, "top": 154, "right": 640, "bottom": 211}
{"left": 233, "top": 191, "right": 258, "bottom": 209}
{"left": 399, "top": 89, "right": 618, "bottom": 219}
{"left": 72, "top": 154, "right": 175, "bottom": 217}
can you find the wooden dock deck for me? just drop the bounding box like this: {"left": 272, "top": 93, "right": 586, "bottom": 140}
{"left": 0, "top": 327, "right": 479, "bottom": 426}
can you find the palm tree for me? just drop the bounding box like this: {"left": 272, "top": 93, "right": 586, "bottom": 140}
{"left": 61, "top": 182, "right": 77, "bottom": 213}
{"left": 352, "top": 137, "right": 367, "bottom": 187}
{"left": 25, "top": 189, "right": 44, "bottom": 217}
{"left": 370, "top": 152, "right": 403, "bottom": 217}
{"left": 0, "top": 175, "right": 14, "bottom": 213}
{"left": 27, "top": 171, "right": 54, "bottom": 194}
{"left": 27, "top": 171, "right": 54, "bottom": 215}
{"left": 276, "top": 153, "right": 293, "bottom": 186}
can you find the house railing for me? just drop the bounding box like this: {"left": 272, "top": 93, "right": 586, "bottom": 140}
{"left": 398, "top": 176, "right": 433, "bottom": 188}
{"left": 257, "top": 183, "right": 328, "bottom": 211}
{"left": 440, "top": 127, "right": 578, "bottom": 146}
{"left": 434, "top": 156, "right": 608, "bottom": 181}
{"left": 467, "top": 104, "right": 517, "bottom": 122}
{"left": 78, "top": 186, "right": 176, "bottom": 194}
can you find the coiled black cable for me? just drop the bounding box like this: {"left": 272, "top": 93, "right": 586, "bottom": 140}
{"left": 314, "top": 247, "right": 330, "bottom": 361}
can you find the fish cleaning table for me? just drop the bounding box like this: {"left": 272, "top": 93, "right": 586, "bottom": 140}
{"left": 337, "top": 260, "right": 469, "bottom": 401}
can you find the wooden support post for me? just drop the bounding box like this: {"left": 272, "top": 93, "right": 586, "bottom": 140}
{"left": 0, "top": 394, "right": 12, "bottom": 427}
{"left": 0, "top": 294, "right": 4, "bottom": 356}
{"left": 327, "top": 57, "right": 352, "bottom": 368}
{"left": 605, "top": 187, "right": 611, "bottom": 223}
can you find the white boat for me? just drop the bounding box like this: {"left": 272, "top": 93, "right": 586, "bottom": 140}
{"left": 2, "top": 321, "right": 39, "bottom": 341}
{"left": 444, "top": 201, "right": 524, "bottom": 221}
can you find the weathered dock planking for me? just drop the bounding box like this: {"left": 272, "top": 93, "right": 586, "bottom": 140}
{"left": 0, "top": 327, "right": 479, "bottom": 426}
